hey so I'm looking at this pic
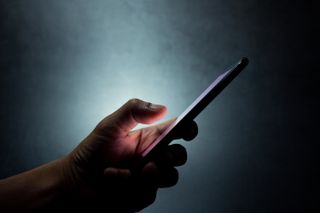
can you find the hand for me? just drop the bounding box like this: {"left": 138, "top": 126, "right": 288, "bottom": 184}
{"left": 60, "top": 99, "right": 198, "bottom": 212}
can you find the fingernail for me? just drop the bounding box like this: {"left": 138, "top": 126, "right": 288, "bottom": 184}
{"left": 148, "top": 103, "right": 165, "bottom": 110}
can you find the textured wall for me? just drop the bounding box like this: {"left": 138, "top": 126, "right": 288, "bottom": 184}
{"left": 0, "top": 0, "right": 318, "bottom": 212}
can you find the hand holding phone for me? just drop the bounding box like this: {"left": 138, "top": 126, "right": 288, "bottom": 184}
{"left": 132, "top": 57, "right": 249, "bottom": 170}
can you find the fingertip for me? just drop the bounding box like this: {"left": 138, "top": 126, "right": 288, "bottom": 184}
{"left": 145, "top": 103, "right": 168, "bottom": 123}
{"left": 142, "top": 162, "right": 158, "bottom": 175}
{"left": 133, "top": 100, "right": 168, "bottom": 124}
{"left": 142, "top": 162, "right": 159, "bottom": 184}
{"left": 183, "top": 120, "right": 198, "bottom": 141}
{"left": 158, "top": 167, "right": 179, "bottom": 188}
{"left": 162, "top": 144, "right": 187, "bottom": 167}
{"left": 147, "top": 103, "right": 167, "bottom": 113}
{"left": 173, "top": 120, "right": 198, "bottom": 141}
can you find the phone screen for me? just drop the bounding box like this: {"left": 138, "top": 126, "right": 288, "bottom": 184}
{"left": 140, "top": 57, "right": 249, "bottom": 159}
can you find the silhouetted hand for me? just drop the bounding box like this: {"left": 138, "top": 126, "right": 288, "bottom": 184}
{"left": 60, "top": 99, "right": 198, "bottom": 212}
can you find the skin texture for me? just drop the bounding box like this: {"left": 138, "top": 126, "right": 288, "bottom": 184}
{"left": 0, "top": 99, "right": 198, "bottom": 212}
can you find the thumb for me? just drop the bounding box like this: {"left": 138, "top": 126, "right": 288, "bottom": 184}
{"left": 107, "top": 99, "right": 167, "bottom": 134}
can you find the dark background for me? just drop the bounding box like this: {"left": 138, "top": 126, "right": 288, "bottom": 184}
{"left": 0, "top": 0, "right": 319, "bottom": 212}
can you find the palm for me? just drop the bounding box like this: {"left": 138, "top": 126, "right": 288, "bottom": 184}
{"left": 100, "top": 119, "right": 174, "bottom": 167}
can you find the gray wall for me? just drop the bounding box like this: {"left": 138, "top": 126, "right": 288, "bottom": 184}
{"left": 0, "top": 0, "right": 318, "bottom": 212}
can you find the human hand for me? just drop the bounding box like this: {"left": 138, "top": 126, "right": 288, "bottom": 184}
{"left": 60, "top": 99, "right": 198, "bottom": 212}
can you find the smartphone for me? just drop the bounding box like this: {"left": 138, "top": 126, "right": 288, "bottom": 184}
{"left": 133, "top": 57, "right": 249, "bottom": 170}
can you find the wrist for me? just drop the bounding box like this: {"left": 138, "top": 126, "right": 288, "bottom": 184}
{"left": 58, "top": 154, "right": 95, "bottom": 203}
{"left": 34, "top": 158, "right": 70, "bottom": 210}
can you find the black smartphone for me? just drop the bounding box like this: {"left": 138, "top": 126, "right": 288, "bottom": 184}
{"left": 133, "top": 57, "right": 249, "bottom": 170}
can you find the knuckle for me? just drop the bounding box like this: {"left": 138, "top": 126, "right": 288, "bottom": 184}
{"left": 127, "top": 98, "right": 142, "bottom": 106}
